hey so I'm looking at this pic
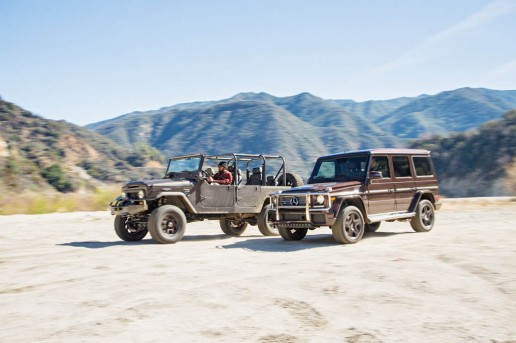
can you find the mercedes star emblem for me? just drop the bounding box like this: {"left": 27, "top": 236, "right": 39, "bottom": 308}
{"left": 290, "top": 197, "right": 299, "bottom": 206}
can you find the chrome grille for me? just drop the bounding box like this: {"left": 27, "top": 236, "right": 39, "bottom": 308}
{"left": 278, "top": 195, "right": 306, "bottom": 207}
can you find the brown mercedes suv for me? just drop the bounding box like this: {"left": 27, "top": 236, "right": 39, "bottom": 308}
{"left": 269, "top": 149, "right": 441, "bottom": 244}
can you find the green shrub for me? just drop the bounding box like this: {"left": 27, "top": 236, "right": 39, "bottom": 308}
{"left": 41, "top": 164, "right": 77, "bottom": 192}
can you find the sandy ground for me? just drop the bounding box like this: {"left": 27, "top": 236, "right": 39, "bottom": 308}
{"left": 1, "top": 198, "right": 515, "bottom": 343}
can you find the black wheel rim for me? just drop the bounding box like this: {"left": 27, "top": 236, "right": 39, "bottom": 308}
{"left": 344, "top": 211, "right": 363, "bottom": 239}
{"left": 228, "top": 221, "right": 246, "bottom": 234}
{"left": 160, "top": 214, "right": 179, "bottom": 237}
{"left": 421, "top": 203, "right": 434, "bottom": 227}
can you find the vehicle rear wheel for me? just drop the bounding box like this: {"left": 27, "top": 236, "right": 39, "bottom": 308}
{"left": 332, "top": 206, "right": 365, "bottom": 244}
{"left": 410, "top": 199, "right": 435, "bottom": 232}
{"left": 365, "top": 221, "right": 381, "bottom": 232}
{"left": 277, "top": 172, "right": 304, "bottom": 188}
{"left": 148, "top": 205, "right": 186, "bottom": 244}
{"left": 278, "top": 227, "right": 308, "bottom": 241}
{"left": 114, "top": 215, "right": 148, "bottom": 241}
{"left": 220, "top": 219, "right": 248, "bottom": 236}
{"left": 257, "top": 204, "right": 278, "bottom": 236}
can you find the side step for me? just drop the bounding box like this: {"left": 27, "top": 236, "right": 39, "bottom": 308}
{"left": 367, "top": 211, "right": 415, "bottom": 223}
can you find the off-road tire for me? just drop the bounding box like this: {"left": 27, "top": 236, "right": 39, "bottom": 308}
{"left": 114, "top": 215, "right": 148, "bottom": 241}
{"left": 148, "top": 205, "right": 187, "bottom": 244}
{"left": 278, "top": 227, "right": 308, "bottom": 241}
{"left": 220, "top": 219, "right": 248, "bottom": 236}
{"left": 332, "top": 206, "right": 365, "bottom": 244}
{"left": 365, "top": 222, "right": 381, "bottom": 232}
{"left": 278, "top": 172, "right": 304, "bottom": 188}
{"left": 257, "top": 204, "right": 278, "bottom": 236}
{"left": 410, "top": 199, "right": 435, "bottom": 232}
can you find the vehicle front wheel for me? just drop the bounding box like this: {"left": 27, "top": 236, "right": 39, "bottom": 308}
{"left": 220, "top": 219, "right": 248, "bottom": 236}
{"left": 410, "top": 199, "right": 435, "bottom": 232}
{"left": 332, "top": 206, "right": 365, "bottom": 244}
{"left": 148, "top": 205, "right": 187, "bottom": 244}
{"left": 365, "top": 221, "right": 381, "bottom": 232}
{"left": 278, "top": 227, "right": 308, "bottom": 241}
{"left": 257, "top": 204, "right": 278, "bottom": 236}
{"left": 114, "top": 216, "right": 148, "bottom": 241}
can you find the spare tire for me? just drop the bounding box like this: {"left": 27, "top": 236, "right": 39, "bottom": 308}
{"left": 278, "top": 172, "right": 304, "bottom": 188}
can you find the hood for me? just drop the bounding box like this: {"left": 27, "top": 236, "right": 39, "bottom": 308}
{"left": 280, "top": 181, "right": 362, "bottom": 194}
{"left": 124, "top": 178, "right": 195, "bottom": 189}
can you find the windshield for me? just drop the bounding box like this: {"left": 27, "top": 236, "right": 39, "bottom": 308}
{"left": 165, "top": 156, "right": 202, "bottom": 176}
{"left": 310, "top": 155, "right": 369, "bottom": 183}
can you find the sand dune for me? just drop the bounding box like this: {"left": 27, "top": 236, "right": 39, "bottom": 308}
{"left": 1, "top": 198, "right": 515, "bottom": 342}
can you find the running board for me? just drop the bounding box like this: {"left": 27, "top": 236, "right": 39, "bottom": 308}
{"left": 367, "top": 211, "right": 415, "bottom": 223}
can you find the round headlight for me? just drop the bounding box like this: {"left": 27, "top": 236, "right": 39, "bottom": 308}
{"left": 121, "top": 192, "right": 127, "bottom": 198}
{"left": 316, "top": 195, "right": 325, "bottom": 205}
{"left": 138, "top": 190, "right": 145, "bottom": 199}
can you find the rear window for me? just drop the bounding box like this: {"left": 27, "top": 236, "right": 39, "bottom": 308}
{"left": 392, "top": 156, "right": 412, "bottom": 177}
{"left": 413, "top": 156, "right": 433, "bottom": 176}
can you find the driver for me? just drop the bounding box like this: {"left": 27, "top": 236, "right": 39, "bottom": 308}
{"left": 206, "top": 161, "right": 233, "bottom": 185}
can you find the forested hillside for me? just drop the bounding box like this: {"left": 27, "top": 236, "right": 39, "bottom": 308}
{"left": 0, "top": 99, "right": 163, "bottom": 193}
{"left": 410, "top": 110, "right": 516, "bottom": 197}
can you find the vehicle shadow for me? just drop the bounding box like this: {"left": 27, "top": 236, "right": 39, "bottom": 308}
{"left": 57, "top": 233, "right": 264, "bottom": 249}
{"left": 218, "top": 231, "right": 413, "bottom": 252}
{"left": 57, "top": 240, "right": 156, "bottom": 249}
{"left": 362, "top": 231, "right": 413, "bottom": 240}
{"left": 218, "top": 234, "right": 337, "bottom": 252}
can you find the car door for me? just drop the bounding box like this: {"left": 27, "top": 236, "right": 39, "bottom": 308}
{"left": 392, "top": 155, "right": 416, "bottom": 212}
{"left": 366, "top": 155, "right": 395, "bottom": 214}
{"left": 198, "top": 182, "right": 236, "bottom": 212}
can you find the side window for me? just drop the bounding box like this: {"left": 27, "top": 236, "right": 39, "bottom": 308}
{"left": 369, "top": 156, "right": 390, "bottom": 178}
{"left": 392, "top": 156, "right": 412, "bottom": 177}
{"left": 413, "top": 156, "right": 433, "bottom": 176}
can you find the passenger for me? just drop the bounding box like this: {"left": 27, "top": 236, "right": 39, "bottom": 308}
{"left": 207, "top": 161, "right": 233, "bottom": 185}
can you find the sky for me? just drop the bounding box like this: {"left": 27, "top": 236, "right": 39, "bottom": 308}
{"left": 1, "top": 0, "right": 515, "bottom": 125}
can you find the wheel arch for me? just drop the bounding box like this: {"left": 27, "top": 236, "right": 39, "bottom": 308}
{"left": 335, "top": 196, "right": 368, "bottom": 220}
{"left": 409, "top": 191, "right": 436, "bottom": 212}
{"left": 151, "top": 192, "right": 197, "bottom": 214}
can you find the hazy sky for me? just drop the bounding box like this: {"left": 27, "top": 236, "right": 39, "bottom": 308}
{"left": 1, "top": 0, "right": 515, "bottom": 125}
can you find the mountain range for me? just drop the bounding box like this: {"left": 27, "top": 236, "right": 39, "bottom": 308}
{"left": 87, "top": 88, "right": 516, "bottom": 183}
{"left": 1, "top": 87, "right": 515, "bottom": 197}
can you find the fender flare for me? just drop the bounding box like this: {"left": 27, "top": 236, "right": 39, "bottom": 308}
{"left": 148, "top": 192, "right": 198, "bottom": 213}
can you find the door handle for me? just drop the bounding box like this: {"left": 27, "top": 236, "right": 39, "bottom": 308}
{"left": 388, "top": 189, "right": 394, "bottom": 193}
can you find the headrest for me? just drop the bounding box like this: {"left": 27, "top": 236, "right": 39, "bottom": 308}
{"left": 205, "top": 167, "right": 214, "bottom": 176}
{"left": 252, "top": 167, "right": 262, "bottom": 174}
{"left": 266, "top": 175, "right": 274, "bottom": 181}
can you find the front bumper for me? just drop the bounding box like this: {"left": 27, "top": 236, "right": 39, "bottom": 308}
{"left": 109, "top": 196, "right": 148, "bottom": 216}
{"left": 269, "top": 193, "right": 335, "bottom": 227}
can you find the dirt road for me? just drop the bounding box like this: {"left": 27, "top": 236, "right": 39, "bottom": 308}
{"left": 1, "top": 198, "right": 515, "bottom": 342}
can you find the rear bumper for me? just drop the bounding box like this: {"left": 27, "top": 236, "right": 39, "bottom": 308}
{"left": 109, "top": 197, "right": 148, "bottom": 216}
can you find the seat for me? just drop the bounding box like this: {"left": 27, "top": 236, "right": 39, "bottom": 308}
{"left": 246, "top": 167, "right": 263, "bottom": 185}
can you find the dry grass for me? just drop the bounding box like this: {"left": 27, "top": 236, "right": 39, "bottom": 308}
{"left": 0, "top": 186, "right": 121, "bottom": 215}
